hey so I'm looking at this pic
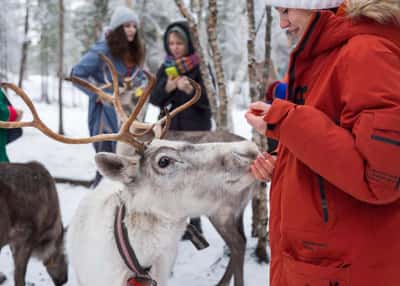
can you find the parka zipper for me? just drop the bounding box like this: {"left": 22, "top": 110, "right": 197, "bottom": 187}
{"left": 318, "top": 175, "right": 329, "bottom": 223}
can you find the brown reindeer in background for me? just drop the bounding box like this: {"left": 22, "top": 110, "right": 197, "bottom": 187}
{"left": 0, "top": 161, "right": 68, "bottom": 286}
{"left": 0, "top": 54, "right": 263, "bottom": 286}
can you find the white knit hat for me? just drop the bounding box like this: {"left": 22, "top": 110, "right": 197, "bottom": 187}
{"left": 109, "top": 6, "right": 139, "bottom": 31}
{"left": 265, "top": 0, "right": 343, "bottom": 9}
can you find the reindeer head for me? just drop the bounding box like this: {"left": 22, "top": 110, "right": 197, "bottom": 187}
{"left": 96, "top": 139, "right": 258, "bottom": 219}
{"left": 43, "top": 227, "right": 68, "bottom": 286}
{"left": 99, "top": 65, "right": 146, "bottom": 121}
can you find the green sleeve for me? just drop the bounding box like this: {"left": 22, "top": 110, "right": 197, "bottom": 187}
{"left": 0, "top": 89, "right": 10, "bottom": 121}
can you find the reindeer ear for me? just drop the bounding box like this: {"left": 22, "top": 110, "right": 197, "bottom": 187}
{"left": 95, "top": 153, "right": 139, "bottom": 184}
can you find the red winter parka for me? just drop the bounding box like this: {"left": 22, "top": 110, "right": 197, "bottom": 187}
{"left": 264, "top": 4, "right": 400, "bottom": 286}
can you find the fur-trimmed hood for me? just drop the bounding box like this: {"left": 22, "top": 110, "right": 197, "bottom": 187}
{"left": 346, "top": 0, "right": 400, "bottom": 23}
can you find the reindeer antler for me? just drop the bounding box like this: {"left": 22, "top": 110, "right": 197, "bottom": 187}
{"left": 0, "top": 54, "right": 201, "bottom": 151}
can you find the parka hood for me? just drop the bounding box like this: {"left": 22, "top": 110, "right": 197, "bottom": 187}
{"left": 346, "top": 0, "right": 400, "bottom": 24}
{"left": 294, "top": 8, "right": 400, "bottom": 60}
{"left": 163, "top": 21, "right": 195, "bottom": 56}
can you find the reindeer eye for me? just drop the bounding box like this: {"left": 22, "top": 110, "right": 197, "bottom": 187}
{"left": 158, "top": 156, "right": 171, "bottom": 168}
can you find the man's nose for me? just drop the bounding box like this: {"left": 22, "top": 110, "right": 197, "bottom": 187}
{"left": 280, "top": 19, "right": 289, "bottom": 29}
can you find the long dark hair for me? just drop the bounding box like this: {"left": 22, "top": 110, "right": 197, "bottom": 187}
{"left": 106, "top": 26, "right": 145, "bottom": 65}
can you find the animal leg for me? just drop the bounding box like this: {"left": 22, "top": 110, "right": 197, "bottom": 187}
{"left": 0, "top": 272, "right": 6, "bottom": 284}
{"left": 0, "top": 201, "right": 10, "bottom": 285}
{"left": 209, "top": 212, "right": 246, "bottom": 286}
{"left": 10, "top": 230, "right": 33, "bottom": 286}
{"left": 232, "top": 212, "right": 246, "bottom": 286}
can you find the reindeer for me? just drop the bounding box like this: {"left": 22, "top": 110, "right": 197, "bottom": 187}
{"left": 0, "top": 55, "right": 261, "bottom": 286}
{"left": 97, "top": 64, "right": 148, "bottom": 122}
{"left": 76, "top": 56, "right": 266, "bottom": 285}
{"left": 0, "top": 161, "right": 68, "bottom": 286}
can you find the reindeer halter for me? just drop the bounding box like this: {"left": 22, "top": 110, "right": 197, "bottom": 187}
{"left": 114, "top": 204, "right": 157, "bottom": 286}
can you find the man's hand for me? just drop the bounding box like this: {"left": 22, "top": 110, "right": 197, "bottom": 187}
{"left": 250, "top": 152, "right": 276, "bottom": 182}
{"left": 245, "top": 101, "right": 272, "bottom": 135}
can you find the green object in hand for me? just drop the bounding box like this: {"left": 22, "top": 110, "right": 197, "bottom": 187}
{"left": 165, "top": 66, "right": 179, "bottom": 79}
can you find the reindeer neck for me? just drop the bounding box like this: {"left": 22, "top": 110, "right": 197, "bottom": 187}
{"left": 118, "top": 188, "right": 186, "bottom": 226}
{"left": 116, "top": 192, "right": 187, "bottom": 268}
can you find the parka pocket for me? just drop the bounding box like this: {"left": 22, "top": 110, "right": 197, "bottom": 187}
{"left": 354, "top": 111, "right": 400, "bottom": 189}
{"left": 283, "top": 254, "right": 350, "bottom": 286}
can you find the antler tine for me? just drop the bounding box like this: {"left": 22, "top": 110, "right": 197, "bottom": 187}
{"left": 130, "top": 78, "right": 201, "bottom": 141}
{"left": 156, "top": 78, "right": 201, "bottom": 126}
{"left": 159, "top": 110, "right": 171, "bottom": 139}
{"left": 98, "top": 54, "right": 128, "bottom": 122}
{"left": 65, "top": 76, "right": 114, "bottom": 103}
{"left": 120, "top": 70, "right": 156, "bottom": 133}
{"left": 0, "top": 83, "right": 42, "bottom": 127}
{"left": 0, "top": 82, "right": 146, "bottom": 150}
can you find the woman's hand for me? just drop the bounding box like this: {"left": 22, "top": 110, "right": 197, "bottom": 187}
{"left": 245, "top": 101, "right": 272, "bottom": 135}
{"left": 165, "top": 76, "right": 178, "bottom": 93}
{"left": 250, "top": 152, "right": 276, "bottom": 182}
{"left": 177, "top": 76, "right": 194, "bottom": 94}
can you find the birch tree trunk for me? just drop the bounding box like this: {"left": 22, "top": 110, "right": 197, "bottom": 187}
{"left": 94, "top": 0, "right": 109, "bottom": 40}
{"left": 174, "top": 0, "right": 218, "bottom": 126}
{"left": 58, "top": 0, "right": 64, "bottom": 135}
{"left": 39, "top": 0, "right": 50, "bottom": 104}
{"left": 196, "top": 0, "right": 204, "bottom": 31}
{"left": 255, "top": 5, "right": 273, "bottom": 264}
{"left": 18, "top": 3, "right": 30, "bottom": 88}
{"left": 247, "top": 0, "right": 270, "bottom": 263}
{"left": 0, "top": 2, "right": 8, "bottom": 81}
{"left": 207, "top": 0, "right": 228, "bottom": 130}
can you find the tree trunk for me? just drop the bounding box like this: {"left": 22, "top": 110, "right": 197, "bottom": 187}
{"left": 0, "top": 2, "right": 8, "bottom": 82}
{"left": 247, "top": 0, "right": 270, "bottom": 263}
{"left": 196, "top": 0, "right": 204, "bottom": 31}
{"left": 18, "top": 3, "right": 30, "bottom": 88}
{"left": 254, "top": 6, "right": 273, "bottom": 264}
{"left": 40, "top": 58, "right": 49, "bottom": 104}
{"left": 58, "top": 0, "right": 64, "bottom": 135}
{"left": 39, "top": 0, "right": 50, "bottom": 104}
{"left": 246, "top": 0, "right": 258, "bottom": 103}
{"left": 174, "top": 0, "right": 218, "bottom": 127}
{"left": 94, "top": 0, "right": 109, "bottom": 40}
{"left": 207, "top": 0, "right": 229, "bottom": 130}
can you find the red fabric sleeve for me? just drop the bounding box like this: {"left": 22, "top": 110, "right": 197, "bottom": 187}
{"left": 265, "top": 81, "right": 281, "bottom": 103}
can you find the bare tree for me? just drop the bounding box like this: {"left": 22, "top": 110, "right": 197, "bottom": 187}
{"left": 247, "top": 0, "right": 270, "bottom": 263}
{"left": 38, "top": 0, "right": 52, "bottom": 104}
{"left": 58, "top": 0, "right": 64, "bottom": 135}
{"left": 255, "top": 5, "right": 273, "bottom": 264}
{"left": 174, "top": 0, "right": 218, "bottom": 125}
{"left": 18, "top": 2, "right": 30, "bottom": 88}
{"left": 207, "top": 0, "right": 229, "bottom": 130}
{"left": 94, "top": 0, "right": 109, "bottom": 40}
{"left": 0, "top": 2, "right": 8, "bottom": 82}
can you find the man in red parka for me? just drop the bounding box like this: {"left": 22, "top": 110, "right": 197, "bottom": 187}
{"left": 246, "top": 0, "right": 400, "bottom": 285}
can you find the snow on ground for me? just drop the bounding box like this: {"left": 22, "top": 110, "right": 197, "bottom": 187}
{"left": 0, "top": 76, "right": 269, "bottom": 285}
